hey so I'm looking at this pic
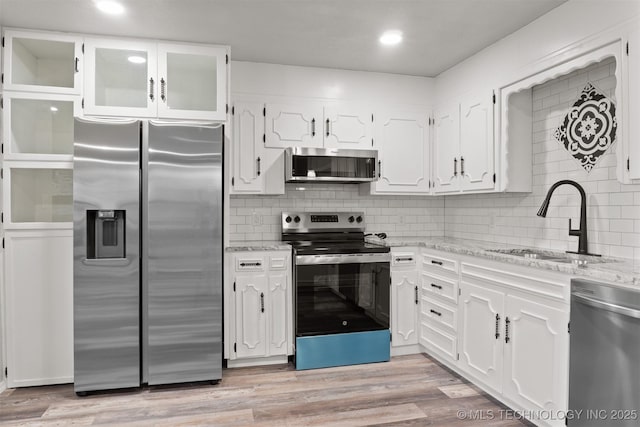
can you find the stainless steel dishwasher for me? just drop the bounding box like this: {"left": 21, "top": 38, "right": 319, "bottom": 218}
{"left": 569, "top": 279, "right": 640, "bottom": 426}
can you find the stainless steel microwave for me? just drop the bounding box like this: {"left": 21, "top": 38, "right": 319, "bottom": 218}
{"left": 285, "top": 147, "right": 378, "bottom": 183}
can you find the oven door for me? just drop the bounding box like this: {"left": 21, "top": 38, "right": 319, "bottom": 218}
{"left": 295, "top": 253, "right": 390, "bottom": 337}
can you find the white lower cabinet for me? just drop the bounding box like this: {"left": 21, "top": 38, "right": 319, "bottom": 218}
{"left": 390, "top": 249, "right": 419, "bottom": 351}
{"left": 457, "top": 259, "right": 569, "bottom": 427}
{"left": 4, "top": 229, "right": 73, "bottom": 387}
{"left": 227, "top": 250, "right": 293, "bottom": 365}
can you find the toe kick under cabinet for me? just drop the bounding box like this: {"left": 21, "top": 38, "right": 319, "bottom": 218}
{"left": 226, "top": 250, "right": 293, "bottom": 367}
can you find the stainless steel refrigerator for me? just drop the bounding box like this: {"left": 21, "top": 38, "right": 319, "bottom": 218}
{"left": 73, "top": 118, "right": 223, "bottom": 393}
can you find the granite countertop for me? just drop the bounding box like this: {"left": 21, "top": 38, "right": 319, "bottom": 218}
{"left": 365, "top": 236, "right": 640, "bottom": 288}
{"left": 226, "top": 241, "right": 292, "bottom": 252}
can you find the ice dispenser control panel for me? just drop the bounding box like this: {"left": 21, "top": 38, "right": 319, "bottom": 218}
{"left": 86, "top": 210, "right": 126, "bottom": 259}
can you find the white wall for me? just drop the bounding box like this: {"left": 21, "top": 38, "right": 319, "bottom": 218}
{"left": 435, "top": 0, "right": 640, "bottom": 103}
{"left": 445, "top": 58, "right": 640, "bottom": 259}
{"left": 231, "top": 60, "right": 434, "bottom": 106}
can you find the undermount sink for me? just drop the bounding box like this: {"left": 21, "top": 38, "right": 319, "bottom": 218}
{"left": 486, "top": 248, "right": 616, "bottom": 266}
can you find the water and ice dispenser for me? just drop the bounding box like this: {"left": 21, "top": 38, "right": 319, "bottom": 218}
{"left": 86, "top": 210, "right": 126, "bottom": 259}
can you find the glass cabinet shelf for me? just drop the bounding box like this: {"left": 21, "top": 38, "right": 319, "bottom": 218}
{"left": 3, "top": 93, "right": 79, "bottom": 160}
{"left": 3, "top": 30, "right": 82, "bottom": 94}
{"left": 4, "top": 164, "right": 73, "bottom": 228}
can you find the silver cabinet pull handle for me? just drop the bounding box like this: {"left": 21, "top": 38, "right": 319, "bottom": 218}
{"left": 505, "top": 317, "right": 510, "bottom": 343}
{"left": 75, "top": 57, "right": 79, "bottom": 73}
{"left": 160, "top": 78, "right": 166, "bottom": 102}
{"left": 495, "top": 313, "right": 500, "bottom": 339}
{"left": 260, "top": 292, "right": 265, "bottom": 313}
{"left": 256, "top": 157, "right": 261, "bottom": 176}
{"left": 326, "top": 118, "right": 330, "bottom": 137}
{"left": 414, "top": 286, "right": 418, "bottom": 305}
{"left": 454, "top": 158, "right": 458, "bottom": 176}
{"left": 149, "top": 78, "right": 155, "bottom": 101}
{"left": 430, "top": 309, "right": 442, "bottom": 317}
{"left": 311, "top": 118, "right": 316, "bottom": 137}
{"left": 461, "top": 156, "right": 465, "bottom": 175}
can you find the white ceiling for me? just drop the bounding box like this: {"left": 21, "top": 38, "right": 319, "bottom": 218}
{"left": 0, "top": 0, "right": 568, "bottom": 77}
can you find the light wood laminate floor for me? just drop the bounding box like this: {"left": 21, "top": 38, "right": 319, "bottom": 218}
{"left": 0, "top": 354, "right": 529, "bottom": 426}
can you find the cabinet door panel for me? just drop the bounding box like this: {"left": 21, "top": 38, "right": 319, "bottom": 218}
{"left": 3, "top": 30, "right": 82, "bottom": 94}
{"left": 268, "top": 272, "right": 289, "bottom": 356}
{"left": 628, "top": 27, "right": 640, "bottom": 180}
{"left": 391, "top": 269, "right": 419, "bottom": 347}
{"left": 232, "top": 102, "right": 264, "bottom": 193}
{"left": 460, "top": 93, "right": 495, "bottom": 192}
{"left": 503, "top": 295, "right": 568, "bottom": 419}
{"left": 433, "top": 105, "right": 460, "bottom": 193}
{"left": 324, "top": 106, "right": 372, "bottom": 149}
{"left": 458, "top": 282, "right": 504, "bottom": 392}
{"left": 157, "top": 44, "right": 227, "bottom": 121}
{"left": 5, "top": 230, "right": 73, "bottom": 387}
{"left": 234, "top": 275, "right": 268, "bottom": 359}
{"left": 84, "top": 38, "right": 157, "bottom": 117}
{"left": 265, "top": 103, "right": 323, "bottom": 148}
{"left": 374, "top": 110, "right": 430, "bottom": 194}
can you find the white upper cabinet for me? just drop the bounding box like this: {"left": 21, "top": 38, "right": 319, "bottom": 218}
{"left": 84, "top": 38, "right": 228, "bottom": 120}
{"left": 324, "top": 105, "right": 373, "bottom": 150}
{"left": 432, "top": 90, "right": 495, "bottom": 194}
{"left": 2, "top": 92, "right": 81, "bottom": 161}
{"left": 3, "top": 30, "right": 83, "bottom": 94}
{"left": 84, "top": 38, "right": 157, "bottom": 117}
{"left": 264, "top": 102, "right": 323, "bottom": 148}
{"left": 459, "top": 93, "right": 495, "bottom": 192}
{"left": 371, "top": 109, "right": 430, "bottom": 194}
{"left": 433, "top": 104, "right": 460, "bottom": 194}
{"left": 230, "top": 100, "right": 285, "bottom": 195}
{"left": 232, "top": 102, "right": 265, "bottom": 193}
{"left": 264, "top": 102, "right": 373, "bottom": 150}
{"left": 156, "top": 43, "right": 227, "bottom": 120}
{"left": 626, "top": 26, "right": 640, "bottom": 181}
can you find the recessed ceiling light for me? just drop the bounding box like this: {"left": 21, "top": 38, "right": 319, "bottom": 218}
{"left": 379, "top": 30, "right": 403, "bottom": 46}
{"left": 127, "top": 56, "right": 147, "bottom": 64}
{"left": 95, "top": 1, "right": 125, "bottom": 15}
{"left": 50, "top": 106, "right": 58, "bottom": 112}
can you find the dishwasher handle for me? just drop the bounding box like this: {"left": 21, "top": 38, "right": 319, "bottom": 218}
{"left": 573, "top": 292, "right": 640, "bottom": 319}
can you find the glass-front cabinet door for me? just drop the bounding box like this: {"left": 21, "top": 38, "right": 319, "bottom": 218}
{"left": 2, "top": 93, "right": 80, "bottom": 161}
{"left": 83, "top": 38, "right": 157, "bottom": 117}
{"left": 157, "top": 43, "right": 228, "bottom": 120}
{"left": 3, "top": 30, "right": 83, "bottom": 94}
{"left": 3, "top": 162, "right": 73, "bottom": 229}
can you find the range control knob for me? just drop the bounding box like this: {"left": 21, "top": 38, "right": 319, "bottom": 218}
{"left": 294, "top": 216, "right": 301, "bottom": 223}
{"left": 348, "top": 216, "right": 355, "bottom": 223}
{"left": 356, "top": 216, "right": 363, "bottom": 223}
{"left": 285, "top": 216, "right": 292, "bottom": 223}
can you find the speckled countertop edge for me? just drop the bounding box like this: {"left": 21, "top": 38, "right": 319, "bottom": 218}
{"left": 226, "top": 241, "right": 292, "bottom": 252}
{"left": 365, "top": 236, "right": 640, "bottom": 288}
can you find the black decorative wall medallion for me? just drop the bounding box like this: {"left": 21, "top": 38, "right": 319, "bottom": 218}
{"left": 553, "top": 82, "right": 617, "bottom": 172}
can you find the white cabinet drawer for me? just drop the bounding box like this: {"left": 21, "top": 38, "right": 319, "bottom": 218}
{"left": 421, "top": 272, "right": 457, "bottom": 304}
{"left": 269, "top": 254, "right": 289, "bottom": 270}
{"left": 422, "top": 251, "right": 459, "bottom": 277}
{"left": 420, "top": 321, "right": 457, "bottom": 361}
{"left": 235, "top": 256, "right": 266, "bottom": 272}
{"left": 421, "top": 297, "right": 457, "bottom": 331}
{"left": 392, "top": 250, "right": 417, "bottom": 267}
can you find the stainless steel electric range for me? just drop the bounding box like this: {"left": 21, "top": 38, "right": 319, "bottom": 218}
{"left": 282, "top": 212, "right": 391, "bottom": 370}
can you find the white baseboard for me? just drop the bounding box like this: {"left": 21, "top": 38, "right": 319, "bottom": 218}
{"left": 391, "top": 344, "right": 421, "bottom": 357}
{"left": 0, "top": 379, "right": 7, "bottom": 394}
{"left": 226, "top": 355, "right": 289, "bottom": 368}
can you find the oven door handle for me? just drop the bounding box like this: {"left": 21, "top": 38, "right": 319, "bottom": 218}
{"left": 296, "top": 253, "right": 391, "bottom": 265}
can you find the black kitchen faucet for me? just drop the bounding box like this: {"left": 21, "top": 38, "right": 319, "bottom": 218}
{"left": 537, "top": 180, "right": 600, "bottom": 256}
